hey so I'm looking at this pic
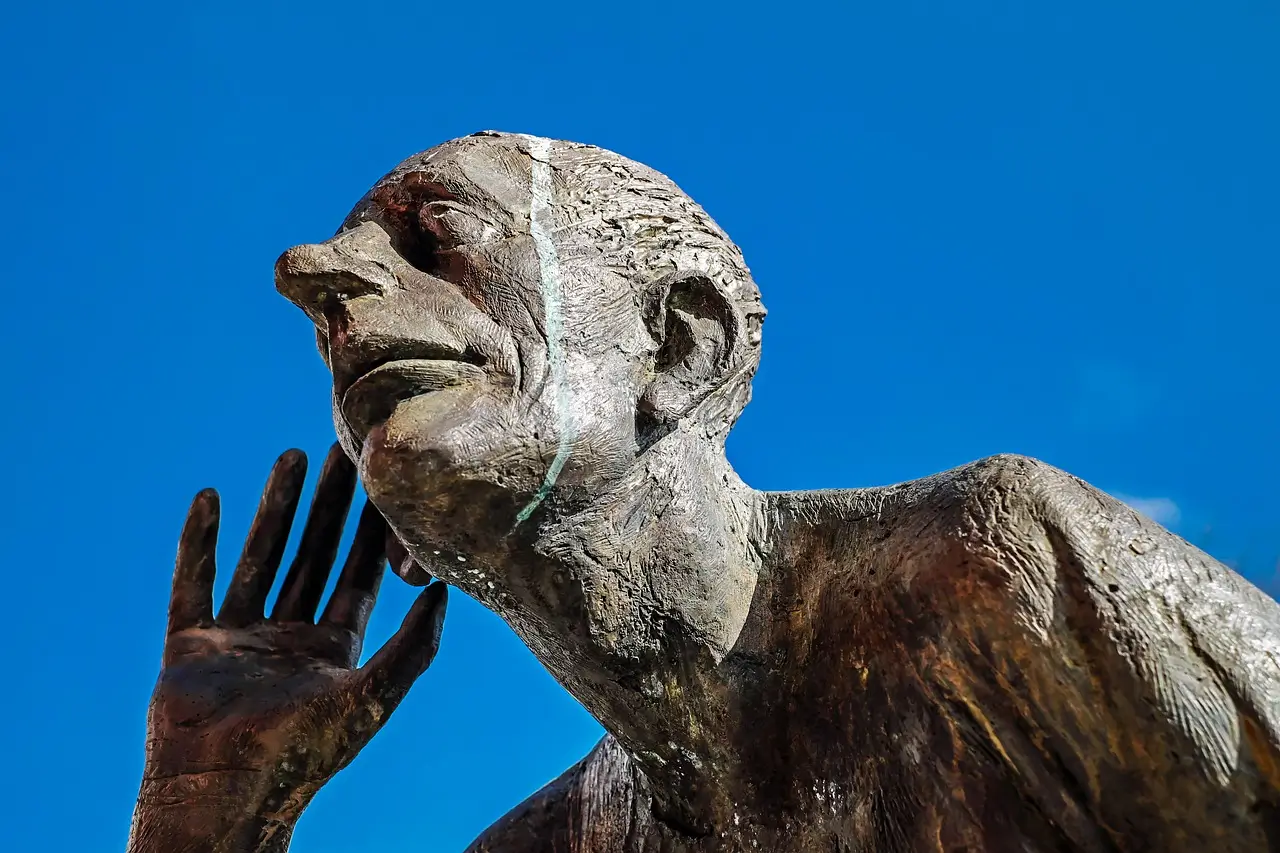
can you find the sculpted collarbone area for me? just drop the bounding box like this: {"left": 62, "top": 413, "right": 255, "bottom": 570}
{"left": 274, "top": 132, "right": 766, "bottom": 614}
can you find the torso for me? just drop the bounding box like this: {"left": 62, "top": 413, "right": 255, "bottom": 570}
{"left": 470, "top": 455, "right": 1280, "bottom": 852}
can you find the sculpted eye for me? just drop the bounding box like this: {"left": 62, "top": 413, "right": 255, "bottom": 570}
{"left": 395, "top": 208, "right": 442, "bottom": 276}
{"left": 418, "top": 201, "right": 497, "bottom": 250}
{"left": 364, "top": 174, "right": 457, "bottom": 276}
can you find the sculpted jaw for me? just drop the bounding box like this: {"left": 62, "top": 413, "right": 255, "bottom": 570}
{"left": 515, "top": 135, "right": 576, "bottom": 526}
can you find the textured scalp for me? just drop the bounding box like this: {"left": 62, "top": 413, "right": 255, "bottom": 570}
{"left": 354, "top": 130, "right": 768, "bottom": 433}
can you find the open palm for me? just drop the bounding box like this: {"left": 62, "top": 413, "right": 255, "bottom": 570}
{"left": 139, "top": 445, "right": 446, "bottom": 826}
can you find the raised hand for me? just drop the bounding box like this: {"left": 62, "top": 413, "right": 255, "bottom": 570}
{"left": 129, "top": 445, "right": 447, "bottom": 853}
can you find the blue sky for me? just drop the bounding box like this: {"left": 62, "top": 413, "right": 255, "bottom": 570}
{"left": 1, "top": 2, "right": 1276, "bottom": 850}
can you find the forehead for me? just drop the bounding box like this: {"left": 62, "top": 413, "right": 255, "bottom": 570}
{"left": 343, "top": 134, "right": 536, "bottom": 232}
{"left": 339, "top": 134, "right": 759, "bottom": 314}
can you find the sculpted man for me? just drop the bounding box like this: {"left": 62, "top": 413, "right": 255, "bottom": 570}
{"left": 130, "top": 132, "right": 1280, "bottom": 852}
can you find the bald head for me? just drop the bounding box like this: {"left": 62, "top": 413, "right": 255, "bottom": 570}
{"left": 340, "top": 132, "right": 767, "bottom": 434}
{"left": 277, "top": 131, "right": 768, "bottom": 560}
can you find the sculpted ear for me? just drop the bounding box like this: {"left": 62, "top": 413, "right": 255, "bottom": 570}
{"left": 638, "top": 273, "right": 741, "bottom": 444}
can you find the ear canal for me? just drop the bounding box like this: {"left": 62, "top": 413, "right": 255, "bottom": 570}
{"left": 636, "top": 275, "right": 740, "bottom": 448}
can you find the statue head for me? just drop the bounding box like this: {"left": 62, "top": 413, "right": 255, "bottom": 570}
{"left": 276, "top": 132, "right": 767, "bottom": 681}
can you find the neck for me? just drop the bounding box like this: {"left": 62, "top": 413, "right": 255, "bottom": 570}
{"left": 479, "top": 430, "right": 763, "bottom": 832}
{"left": 452, "top": 443, "right": 894, "bottom": 835}
{"left": 740, "top": 485, "right": 906, "bottom": 659}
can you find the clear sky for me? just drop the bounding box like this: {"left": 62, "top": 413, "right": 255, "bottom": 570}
{"left": 1, "top": 2, "right": 1276, "bottom": 851}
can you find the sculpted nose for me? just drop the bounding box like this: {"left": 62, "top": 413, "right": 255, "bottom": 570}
{"left": 274, "top": 227, "right": 399, "bottom": 323}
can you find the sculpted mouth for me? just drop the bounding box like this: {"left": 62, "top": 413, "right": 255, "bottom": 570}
{"left": 340, "top": 358, "right": 485, "bottom": 441}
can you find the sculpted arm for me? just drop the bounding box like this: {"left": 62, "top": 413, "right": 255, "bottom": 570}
{"left": 946, "top": 455, "right": 1280, "bottom": 846}
{"left": 1040, "top": 466, "right": 1280, "bottom": 791}
{"left": 464, "top": 737, "right": 658, "bottom": 853}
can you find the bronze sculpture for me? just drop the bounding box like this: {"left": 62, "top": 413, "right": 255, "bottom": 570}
{"left": 130, "top": 132, "right": 1280, "bottom": 851}
{"left": 129, "top": 446, "right": 447, "bottom": 853}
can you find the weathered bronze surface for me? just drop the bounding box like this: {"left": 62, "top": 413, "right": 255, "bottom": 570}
{"left": 132, "top": 133, "right": 1280, "bottom": 851}
{"left": 128, "top": 446, "right": 446, "bottom": 853}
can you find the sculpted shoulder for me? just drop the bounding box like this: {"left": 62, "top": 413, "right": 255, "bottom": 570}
{"left": 939, "top": 451, "right": 1091, "bottom": 522}
{"left": 865, "top": 452, "right": 1092, "bottom": 595}
{"left": 764, "top": 453, "right": 1089, "bottom": 614}
{"left": 911, "top": 451, "right": 1120, "bottom": 588}
{"left": 897, "top": 451, "right": 1257, "bottom": 639}
{"left": 936, "top": 455, "right": 1280, "bottom": 798}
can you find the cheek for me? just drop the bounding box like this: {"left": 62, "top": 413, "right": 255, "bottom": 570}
{"left": 552, "top": 352, "right": 646, "bottom": 483}
{"left": 565, "top": 355, "right": 640, "bottom": 435}
{"left": 439, "top": 245, "right": 549, "bottom": 393}
{"left": 358, "top": 361, "right": 641, "bottom": 518}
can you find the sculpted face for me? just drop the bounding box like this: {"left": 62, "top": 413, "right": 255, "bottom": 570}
{"left": 276, "top": 132, "right": 764, "bottom": 627}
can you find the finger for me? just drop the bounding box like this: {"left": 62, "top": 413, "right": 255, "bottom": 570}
{"left": 168, "top": 489, "right": 219, "bottom": 634}
{"left": 321, "top": 501, "right": 388, "bottom": 640}
{"left": 385, "top": 531, "right": 409, "bottom": 578}
{"left": 386, "top": 529, "right": 433, "bottom": 586}
{"left": 217, "top": 450, "right": 308, "bottom": 626}
{"left": 352, "top": 583, "right": 447, "bottom": 716}
{"left": 272, "top": 444, "right": 357, "bottom": 622}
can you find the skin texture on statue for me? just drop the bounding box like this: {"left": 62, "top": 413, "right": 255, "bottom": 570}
{"left": 132, "top": 132, "right": 1280, "bottom": 852}
{"left": 129, "top": 446, "right": 447, "bottom": 853}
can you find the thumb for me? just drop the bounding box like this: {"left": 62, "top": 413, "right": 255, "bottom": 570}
{"left": 353, "top": 583, "right": 448, "bottom": 717}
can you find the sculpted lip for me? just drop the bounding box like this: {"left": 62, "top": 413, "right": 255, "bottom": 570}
{"left": 328, "top": 312, "right": 484, "bottom": 441}
{"left": 327, "top": 303, "right": 498, "bottom": 444}
{"left": 340, "top": 358, "right": 485, "bottom": 441}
